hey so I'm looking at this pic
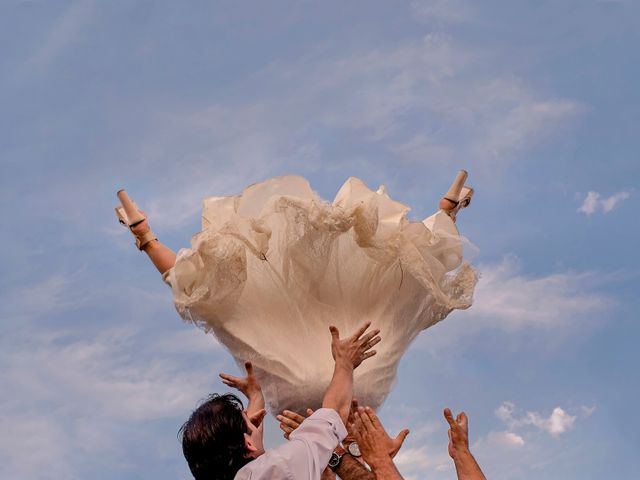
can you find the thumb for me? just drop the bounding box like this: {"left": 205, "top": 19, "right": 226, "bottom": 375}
{"left": 395, "top": 429, "right": 410, "bottom": 445}
{"left": 249, "top": 409, "right": 267, "bottom": 428}
{"left": 329, "top": 326, "right": 340, "bottom": 341}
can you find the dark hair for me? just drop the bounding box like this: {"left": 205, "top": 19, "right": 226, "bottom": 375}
{"left": 179, "top": 393, "right": 251, "bottom": 480}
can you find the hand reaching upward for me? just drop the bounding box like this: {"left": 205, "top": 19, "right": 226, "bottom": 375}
{"left": 219, "top": 361, "right": 262, "bottom": 400}
{"left": 329, "top": 321, "right": 381, "bottom": 369}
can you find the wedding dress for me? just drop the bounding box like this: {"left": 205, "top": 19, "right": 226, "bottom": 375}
{"left": 163, "top": 175, "right": 477, "bottom": 414}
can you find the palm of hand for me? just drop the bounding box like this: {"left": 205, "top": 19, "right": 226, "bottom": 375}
{"left": 220, "top": 361, "right": 261, "bottom": 397}
{"left": 447, "top": 414, "right": 469, "bottom": 458}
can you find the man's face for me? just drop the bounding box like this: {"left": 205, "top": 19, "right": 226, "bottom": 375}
{"left": 242, "top": 410, "right": 265, "bottom": 458}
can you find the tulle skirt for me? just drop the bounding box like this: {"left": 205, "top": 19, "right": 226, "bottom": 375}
{"left": 165, "top": 176, "right": 477, "bottom": 415}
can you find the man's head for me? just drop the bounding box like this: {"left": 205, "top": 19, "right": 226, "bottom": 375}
{"left": 179, "top": 393, "right": 264, "bottom": 480}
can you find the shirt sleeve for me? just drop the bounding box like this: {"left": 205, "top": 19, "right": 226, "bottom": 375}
{"left": 272, "top": 408, "right": 347, "bottom": 480}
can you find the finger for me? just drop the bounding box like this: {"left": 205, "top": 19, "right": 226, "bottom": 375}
{"left": 359, "top": 329, "right": 381, "bottom": 346}
{"left": 277, "top": 414, "right": 303, "bottom": 429}
{"left": 443, "top": 408, "right": 457, "bottom": 428}
{"left": 351, "top": 321, "right": 372, "bottom": 340}
{"left": 458, "top": 412, "right": 468, "bottom": 430}
{"left": 359, "top": 407, "right": 375, "bottom": 433}
{"left": 249, "top": 409, "right": 266, "bottom": 428}
{"left": 353, "top": 412, "right": 365, "bottom": 440}
{"left": 219, "top": 373, "right": 240, "bottom": 383}
{"left": 329, "top": 325, "right": 340, "bottom": 341}
{"left": 283, "top": 432, "right": 289, "bottom": 440}
{"left": 279, "top": 423, "right": 293, "bottom": 434}
{"left": 282, "top": 410, "right": 307, "bottom": 424}
{"left": 362, "top": 336, "right": 381, "bottom": 350}
{"left": 360, "top": 350, "right": 377, "bottom": 361}
{"left": 395, "top": 429, "right": 410, "bottom": 446}
{"left": 244, "top": 361, "right": 254, "bottom": 376}
{"left": 364, "top": 406, "right": 380, "bottom": 428}
{"left": 306, "top": 408, "right": 314, "bottom": 416}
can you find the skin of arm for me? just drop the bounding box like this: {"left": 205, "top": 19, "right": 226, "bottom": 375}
{"left": 444, "top": 408, "right": 486, "bottom": 480}
{"left": 353, "top": 407, "right": 404, "bottom": 480}
{"left": 219, "top": 361, "right": 267, "bottom": 433}
{"left": 322, "top": 322, "right": 381, "bottom": 425}
{"left": 277, "top": 407, "right": 376, "bottom": 480}
{"left": 129, "top": 215, "right": 177, "bottom": 274}
{"left": 278, "top": 401, "right": 409, "bottom": 480}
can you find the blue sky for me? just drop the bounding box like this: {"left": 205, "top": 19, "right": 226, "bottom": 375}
{"left": 1, "top": 1, "right": 638, "bottom": 479}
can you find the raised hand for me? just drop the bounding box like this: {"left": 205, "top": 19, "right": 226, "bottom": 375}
{"left": 349, "top": 406, "right": 409, "bottom": 459}
{"left": 352, "top": 407, "right": 404, "bottom": 479}
{"left": 329, "top": 321, "right": 381, "bottom": 369}
{"left": 277, "top": 408, "right": 314, "bottom": 439}
{"left": 444, "top": 408, "right": 486, "bottom": 480}
{"left": 444, "top": 408, "right": 469, "bottom": 460}
{"left": 219, "top": 361, "right": 263, "bottom": 400}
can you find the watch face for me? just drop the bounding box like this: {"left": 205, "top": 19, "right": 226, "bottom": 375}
{"left": 347, "top": 442, "right": 362, "bottom": 457}
{"left": 328, "top": 452, "right": 341, "bottom": 468}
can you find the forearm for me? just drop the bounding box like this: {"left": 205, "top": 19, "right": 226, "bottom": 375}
{"left": 246, "top": 390, "right": 265, "bottom": 416}
{"left": 321, "top": 468, "right": 336, "bottom": 480}
{"left": 453, "top": 451, "right": 486, "bottom": 480}
{"left": 142, "top": 240, "right": 177, "bottom": 274}
{"left": 371, "top": 459, "right": 404, "bottom": 480}
{"left": 322, "top": 361, "right": 354, "bottom": 424}
{"left": 336, "top": 454, "right": 375, "bottom": 480}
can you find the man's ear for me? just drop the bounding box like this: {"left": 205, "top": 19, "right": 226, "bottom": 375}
{"left": 244, "top": 433, "right": 258, "bottom": 456}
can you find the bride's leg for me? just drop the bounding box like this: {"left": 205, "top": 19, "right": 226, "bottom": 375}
{"left": 439, "top": 170, "right": 473, "bottom": 222}
{"left": 117, "top": 190, "right": 177, "bottom": 275}
{"left": 129, "top": 215, "right": 177, "bottom": 275}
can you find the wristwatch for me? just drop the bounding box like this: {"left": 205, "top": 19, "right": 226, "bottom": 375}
{"left": 346, "top": 441, "right": 361, "bottom": 457}
{"left": 328, "top": 446, "right": 346, "bottom": 470}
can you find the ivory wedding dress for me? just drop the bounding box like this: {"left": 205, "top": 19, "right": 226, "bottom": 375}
{"left": 163, "top": 176, "right": 477, "bottom": 414}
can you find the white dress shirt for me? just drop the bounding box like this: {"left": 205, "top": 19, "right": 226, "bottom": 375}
{"left": 235, "top": 408, "right": 347, "bottom": 480}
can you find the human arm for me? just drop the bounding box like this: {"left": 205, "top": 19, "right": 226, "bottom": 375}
{"left": 277, "top": 408, "right": 375, "bottom": 480}
{"left": 219, "top": 362, "right": 266, "bottom": 431}
{"left": 322, "top": 322, "right": 381, "bottom": 425}
{"left": 444, "top": 408, "right": 486, "bottom": 480}
{"left": 352, "top": 407, "right": 404, "bottom": 480}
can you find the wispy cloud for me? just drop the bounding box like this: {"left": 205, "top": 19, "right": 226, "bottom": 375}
{"left": 410, "top": 0, "right": 474, "bottom": 24}
{"left": 495, "top": 401, "right": 586, "bottom": 436}
{"left": 472, "top": 255, "right": 612, "bottom": 330}
{"left": 22, "top": 1, "right": 95, "bottom": 73}
{"left": 0, "top": 320, "right": 222, "bottom": 479}
{"left": 577, "top": 190, "right": 630, "bottom": 215}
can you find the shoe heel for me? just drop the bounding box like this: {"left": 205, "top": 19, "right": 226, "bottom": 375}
{"left": 444, "top": 170, "right": 468, "bottom": 203}
{"left": 117, "top": 189, "right": 145, "bottom": 226}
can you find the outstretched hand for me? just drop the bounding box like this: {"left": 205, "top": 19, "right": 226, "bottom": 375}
{"left": 444, "top": 408, "right": 469, "bottom": 460}
{"left": 277, "top": 408, "right": 314, "bottom": 439}
{"left": 219, "top": 361, "right": 263, "bottom": 400}
{"left": 350, "top": 406, "right": 409, "bottom": 461}
{"left": 329, "top": 321, "right": 381, "bottom": 369}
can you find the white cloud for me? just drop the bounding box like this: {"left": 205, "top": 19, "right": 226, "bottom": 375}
{"left": 526, "top": 407, "right": 576, "bottom": 436}
{"left": 495, "top": 402, "right": 579, "bottom": 437}
{"left": 472, "top": 255, "right": 612, "bottom": 330}
{"left": 129, "top": 31, "right": 584, "bottom": 234}
{"left": 485, "top": 430, "right": 525, "bottom": 447}
{"left": 0, "top": 319, "right": 222, "bottom": 479}
{"left": 578, "top": 190, "right": 630, "bottom": 215}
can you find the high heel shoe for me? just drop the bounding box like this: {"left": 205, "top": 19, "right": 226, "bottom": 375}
{"left": 440, "top": 170, "right": 474, "bottom": 222}
{"left": 115, "top": 189, "right": 157, "bottom": 250}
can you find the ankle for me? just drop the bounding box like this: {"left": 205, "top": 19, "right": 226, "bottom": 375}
{"left": 439, "top": 197, "right": 458, "bottom": 211}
